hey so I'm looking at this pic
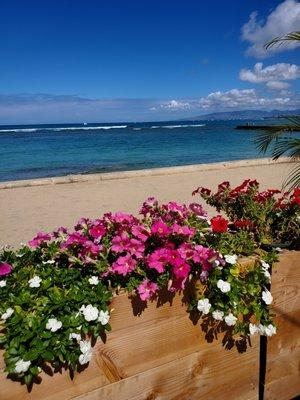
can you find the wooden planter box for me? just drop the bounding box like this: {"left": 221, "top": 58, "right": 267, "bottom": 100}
{"left": 0, "top": 251, "right": 299, "bottom": 400}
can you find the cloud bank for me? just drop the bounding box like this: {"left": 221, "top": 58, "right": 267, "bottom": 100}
{"left": 242, "top": 0, "right": 300, "bottom": 58}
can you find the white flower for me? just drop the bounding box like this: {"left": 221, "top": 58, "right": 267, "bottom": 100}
{"left": 197, "top": 298, "right": 211, "bottom": 314}
{"left": 69, "top": 332, "right": 81, "bottom": 341}
{"left": 261, "top": 261, "right": 270, "bottom": 270}
{"left": 46, "top": 318, "right": 62, "bottom": 332}
{"left": 224, "top": 254, "right": 238, "bottom": 265}
{"left": 15, "top": 359, "right": 31, "bottom": 374}
{"left": 263, "top": 324, "right": 277, "bottom": 337}
{"left": 78, "top": 340, "right": 93, "bottom": 365}
{"left": 1, "top": 307, "right": 14, "bottom": 320}
{"left": 263, "top": 269, "right": 271, "bottom": 282}
{"left": 42, "top": 260, "right": 55, "bottom": 265}
{"left": 212, "top": 310, "right": 224, "bottom": 321}
{"left": 249, "top": 323, "right": 260, "bottom": 335}
{"left": 275, "top": 247, "right": 283, "bottom": 252}
{"left": 0, "top": 280, "right": 6, "bottom": 287}
{"left": 16, "top": 253, "right": 24, "bottom": 258}
{"left": 80, "top": 304, "right": 99, "bottom": 322}
{"left": 217, "top": 279, "right": 231, "bottom": 293}
{"left": 88, "top": 276, "right": 99, "bottom": 286}
{"left": 262, "top": 289, "right": 273, "bottom": 305}
{"left": 225, "top": 313, "right": 237, "bottom": 326}
{"left": 28, "top": 275, "right": 42, "bottom": 288}
{"left": 98, "top": 310, "right": 110, "bottom": 325}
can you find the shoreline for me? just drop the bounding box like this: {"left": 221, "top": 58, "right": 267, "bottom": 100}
{"left": 0, "top": 157, "right": 290, "bottom": 190}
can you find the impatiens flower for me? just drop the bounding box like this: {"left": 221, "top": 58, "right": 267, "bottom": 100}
{"left": 151, "top": 220, "right": 171, "bottom": 236}
{"left": 28, "top": 232, "right": 51, "bottom": 247}
{"left": 147, "top": 248, "right": 169, "bottom": 273}
{"left": 217, "top": 279, "right": 231, "bottom": 293}
{"left": 212, "top": 310, "right": 224, "bottom": 321}
{"left": 0, "top": 262, "right": 12, "bottom": 276}
{"left": 224, "top": 254, "right": 238, "bottom": 265}
{"left": 88, "top": 276, "right": 99, "bottom": 285}
{"left": 0, "top": 280, "right": 6, "bottom": 287}
{"left": 172, "top": 223, "right": 195, "bottom": 237}
{"left": 89, "top": 224, "right": 106, "bottom": 240}
{"left": 137, "top": 279, "right": 158, "bottom": 301}
{"left": 262, "top": 289, "right": 273, "bottom": 305}
{"left": 1, "top": 307, "right": 14, "bottom": 320}
{"left": 79, "top": 339, "right": 93, "bottom": 365}
{"left": 260, "top": 324, "right": 277, "bottom": 337}
{"left": 172, "top": 258, "right": 191, "bottom": 279}
{"left": 15, "top": 359, "right": 31, "bottom": 374}
{"left": 46, "top": 318, "right": 62, "bottom": 332}
{"left": 98, "top": 310, "right": 110, "bottom": 325}
{"left": 224, "top": 313, "right": 237, "bottom": 326}
{"left": 249, "top": 323, "right": 260, "bottom": 335}
{"left": 111, "top": 254, "right": 137, "bottom": 276}
{"left": 197, "top": 298, "right": 211, "bottom": 314}
{"left": 69, "top": 332, "right": 81, "bottom": 341}
{"left": 28, "top": 275, "right": 42, "bottom": 288}
{"left": 80, "top": 304, "right": 99, "bottom": 321}
{"left": 210, "top": 215, "right": 228, "bottom": 233}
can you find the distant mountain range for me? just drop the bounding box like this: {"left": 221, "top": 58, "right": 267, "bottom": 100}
{"left": 184, "top": 109, "right": 300, "bottom": 121}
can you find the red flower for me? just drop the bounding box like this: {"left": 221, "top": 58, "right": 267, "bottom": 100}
{"left": 233, "top": 219, "right": 253, "bottom": 229}
{"left": 211, "top": 215, "right": 228, "bottom": 233}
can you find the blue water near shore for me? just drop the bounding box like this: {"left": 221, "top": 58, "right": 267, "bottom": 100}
{"left": 0, "top": 120, "right": 273, "bottom": 182}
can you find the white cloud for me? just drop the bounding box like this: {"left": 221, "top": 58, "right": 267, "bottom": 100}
{"left": 242, "top": 0, "right": 300, "bottom": 58}
{"left": 151, "top": 99, "right": 191, "bottom": 111}
{"left": 151, "top": 89, "right": 299, "bottom": 113}
{"left": 239, "top": 62, "right": 300, "bottom": 90}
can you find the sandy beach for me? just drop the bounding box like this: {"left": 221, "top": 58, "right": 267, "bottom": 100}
{"left": 0, "top": 158, "right": 292, "bottom": 248}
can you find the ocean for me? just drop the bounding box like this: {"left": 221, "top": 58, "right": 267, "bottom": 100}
{"left": 0, "top": 120, "right": 273, "bottom": 182}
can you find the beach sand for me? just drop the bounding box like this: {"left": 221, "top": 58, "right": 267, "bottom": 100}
{"left": 0, "top": 158, "right": 292, "bottom": 248}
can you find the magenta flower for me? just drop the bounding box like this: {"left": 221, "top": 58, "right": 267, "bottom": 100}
{"left": 172, "top": 223, "right": 195, "bottom": 237}
{"left": 172, "top": 258, "right": 191, "bottom": 279}
{"left": 127, "top": 238, "right": 145, "bottom": 259}
{"left": 131, "top": 224, "right": 150, "bottom": 242}
{"left": 151, "top": 220, "right": 171, "bottom": 237}
{"left": 189, "top": 203, "right": 208, "bottom": 218}
{"left": 111, "top": 232, "right": 130, "bottom": 253}
{"left": 28, "top": 232, "right": 52, "bottom": 248}
{"left": 193, "top": 245, "right": 224, "bottom": 275}
{"left": 177, "top": 243, "right": 194, "bottom": 260}
{"left": 137, "top": 279, "right": 158, "bottom": 301}
{"left": 111, "top": 212, "right": 135, "bottom": 224}
{"left": 61, "top": 232, "right": 87, "bottom": 248}
{"left": 147, "top": 248, "right": 171, "bottom": 273}
{"left": 0, "top": 262, "right": 12, "bottom": 276}
{"left": 74, "top": 217, "right": 90, "bottom": 231}
{"left": 111, "top": 254, "right": 137, "bottom": 276}
{"left": 89, "top": 224, "right": 106, "bottom": 240}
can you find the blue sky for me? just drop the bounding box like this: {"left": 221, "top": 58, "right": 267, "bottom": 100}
{"left": 0, "top": 0, "right": 299, "bottom": 123}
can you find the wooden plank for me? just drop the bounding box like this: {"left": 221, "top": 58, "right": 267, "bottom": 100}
{"left": 73, "top": 337, "right": 260, "bottom": 400}
{"left": 265, "top": 251, "right": 300, "bottom": 400}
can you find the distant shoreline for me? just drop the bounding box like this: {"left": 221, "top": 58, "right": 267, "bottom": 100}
{"left": 0, "top": 157, "right": 290, "bottom": 190}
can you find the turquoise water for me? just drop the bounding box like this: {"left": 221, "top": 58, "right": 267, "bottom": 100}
{"left": 0, "top": 120, "right": 270, "bottom": 182}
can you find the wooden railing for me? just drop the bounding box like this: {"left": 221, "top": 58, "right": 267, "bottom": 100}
{"left": 0, "top": 251, "right": 299, "bottom": 400}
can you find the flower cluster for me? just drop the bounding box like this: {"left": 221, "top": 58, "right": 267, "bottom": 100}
{"left": 194, "top": 180, "right": 300, "bottom": 247}
{"left": 0, "top": 194, "right": 279, "bottom": 387}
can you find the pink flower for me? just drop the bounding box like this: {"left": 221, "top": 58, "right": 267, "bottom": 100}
{"left": 177, "top": 243, "right": 194, "bottom": 260}
{"left": 0, "top": 262, "right": 12, "bottom": 276}
{"left": 52, "top": 226, "right": 68, "bottom": 238}
{"left": 74, "top": 217, "right": 90, "bottom": 231}
{"left": 127, "top": 238, "right": 145, "bottom": 259}
{"left": 172, "top": 223, "right": 195, "bottom": 237}
{"left": 151, "top": 220, "right": 171, "bottom": 236}
{"left": 111, "top": 254, "right": 137, "bottom": 276}
{"left": 137, "top": 279, "right": 158, "bottom": 301}
{"left": 172, "top": 258, "right": 190, "bottom": 279}
{"left": 147, "top": 248, "right": 171, "bottom": 273}
{"left": 131, "top": 224, "right": 150, "bottom": 242}
{"left": 111, "top": 212, "right": 135, "bottom": 224}
{"left": 61, "top": 232, "right": 87, "bottom": 248}
{"left": 189, "top": 203, "right": 208, "bottom": 218}
{"left": 82, "top": 241, "right": 101, "bottom": 256}
{"left": 28, "top": 232, "right": 52, "bottom": 247}
{"left": 139, "top": 197, "right": 158, "bottom": 216}
{"left": 193, "top": 245, "right": 224, "bottom": 275}
{"left": 165, "top": 201, "right": 186, "bottom": 215}
{"left": 111, "top": 232, "right": 130, "bottom": 253}
{"left": 89, "top": 224, "right": 106, "bottom": 240}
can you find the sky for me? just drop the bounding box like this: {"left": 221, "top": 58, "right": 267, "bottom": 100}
{"left": 0, "top": 0, "right": 299, "bottom": 124}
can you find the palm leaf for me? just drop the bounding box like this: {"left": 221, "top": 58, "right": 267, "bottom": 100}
{"left": 265, "top": 31, "right": 300, "bottom": 49}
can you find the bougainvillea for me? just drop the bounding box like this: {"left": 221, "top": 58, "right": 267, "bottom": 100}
{"left": 193, "top": 180, "right": 300, "bottom": 247}
{"left": 0, "top": 190, "right": 284, "bottom": 387}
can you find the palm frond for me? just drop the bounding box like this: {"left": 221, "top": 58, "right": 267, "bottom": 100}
{"left": 265, "top": 31, "right": 300, "bottom": 49}
{"left": 254, "top": 127, "right": 287, "bottom": 153}
{"left": 283, "top": 162, "right": 300, "bottom": 190}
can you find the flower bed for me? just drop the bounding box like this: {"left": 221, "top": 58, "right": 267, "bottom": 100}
{"left": 0, "top": 180, "right": 299, "bottom": 399}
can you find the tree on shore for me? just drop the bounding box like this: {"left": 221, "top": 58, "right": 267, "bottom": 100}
{"left": 256, "top": 31, "right": 300, "bottom": 189}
